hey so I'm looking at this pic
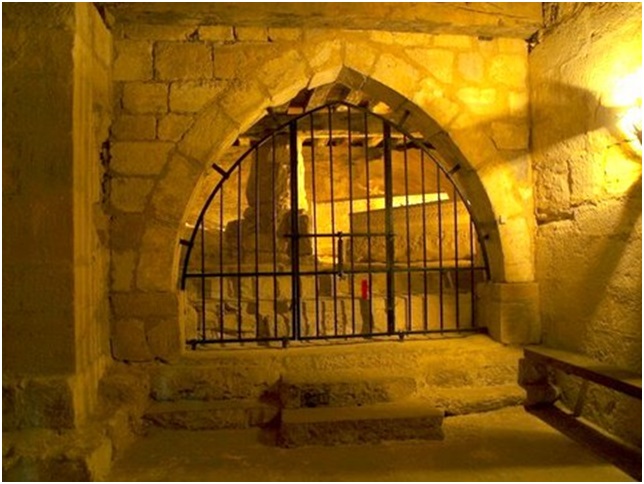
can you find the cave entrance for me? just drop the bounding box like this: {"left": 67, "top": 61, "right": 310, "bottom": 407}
{"left": 181, "top": 102, "right": 489, "bottom": 347}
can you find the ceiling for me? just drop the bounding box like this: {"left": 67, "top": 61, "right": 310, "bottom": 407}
{"left": 98, "top": 2, "right": 542, "bottom": 39}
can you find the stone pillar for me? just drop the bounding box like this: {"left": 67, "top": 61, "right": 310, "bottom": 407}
{"left": 477, "top": 281, "right": 541, "bottom": 344}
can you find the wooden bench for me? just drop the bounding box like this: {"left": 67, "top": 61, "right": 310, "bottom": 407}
{"left": 520, "top": 345, "right": 641, "bottom": 413}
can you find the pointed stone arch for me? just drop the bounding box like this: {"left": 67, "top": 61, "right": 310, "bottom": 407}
{"left": 114, "top": 41, "right": 535, "bottom": 361}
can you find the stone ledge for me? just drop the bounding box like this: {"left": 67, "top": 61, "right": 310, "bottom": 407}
{"left": 279, "top": 401, "right": 444, "bottom": 447}
{"left": 143, "top": 400, "right": 279, "bottom": 430}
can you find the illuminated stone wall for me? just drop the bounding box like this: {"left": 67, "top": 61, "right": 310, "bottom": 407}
{"left": 531, "top": 2, "right": 642, "bottom": 445}
{"left": 107, "top": 23, "right": 536, "bottom": 359}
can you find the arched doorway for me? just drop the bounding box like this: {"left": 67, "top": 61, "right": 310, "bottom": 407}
{"left": 181, "top": 101, "right": 490, "bottom": 346}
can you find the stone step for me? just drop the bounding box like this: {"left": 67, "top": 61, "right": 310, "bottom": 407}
{"left": 279, "top": 374, "right": 416, "bottom": 409}
{"left": 142, "top": 400, "right": 279, "bottom": 430}
{"left": 278, "top": 401, "right": 444, "bottom": 447}
{"left": 427, "top": 384, "right": 525, "bottom": 416}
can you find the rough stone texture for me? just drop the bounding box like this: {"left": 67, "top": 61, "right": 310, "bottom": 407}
{"left": 110, "top": 177, "right": 155, "bottom": 212}
{"left": 279, "top": 402, "right": 444, "bottom": 447}
{"left": 170, "top": 81, "right": 223, "bottom": 113}
{"left": 113, "top": 40, "right": 152, "bottom": 81}
{"left": 279, "top": 375, "right": 416, "bottom": 409}
{"left": 157, "top": 114, "right": 193, "bottom": 141}
{"left": 477, "top": 282, "right": 540, "bottom": 345}
{"left": 121, "top": 81, "right": 168, "bottom": 114}
{"left": 154, "top": 42, "right": 213, "bottom": 81}
{"left": 111, "top": 114, "right": 156, "bottom": 140}
{"left": 111, "top": 141, "right": 173, "bottom": 175}
{"left": 531, "top": 2, "right": 642, "bottom": 446}
{"left": 143, "top": 400, "right": 279, "bottom": 430}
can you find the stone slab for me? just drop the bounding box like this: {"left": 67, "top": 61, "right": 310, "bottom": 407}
{"left": 143, "top": 400, "right": 279, "bottom": 430}
{"left": 279, "top": 401, "right": 444, "bottom": 447}
{"left": 279, "top": 375, "right": 416, "bottom": 409}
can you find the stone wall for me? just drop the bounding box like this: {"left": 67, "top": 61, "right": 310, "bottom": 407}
{"left": 531, "top": 2, "right": 642, "bottom": 445}
{"left": 3, "top": 3, "right": 112, "bottom": 430}
{"left": 107, "top": 22, "right": 535, "bottom": 359}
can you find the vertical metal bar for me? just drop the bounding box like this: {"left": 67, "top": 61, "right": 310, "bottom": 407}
{"left": 403, "top": 136, "right": 412, "bottom": 333}
{"left": 328, "top": 106, "right": 338, "bottom": 337}
{"left": 348, "top": 106, "right": 356, "bottom": 336}
{"left": 364, "top": 110, "right": 373, "bottom": 334}
{"left": 437, "top": 169, "right": 444, "bottom": 331}
{"left": 383, "top": 121, "right": 395, "bottom": 335}
{"left": 310, "top": 114, "right": 320, "bottom": 339}
{"left": 200, "top": 221, "right": 206, "bottom": 342}
{"left": 453, "top": 185, "right": 460, "bottom": 329}
{"left": 219, "top": 187, "right": 224, "bottom": 341}
{"left": 254, "top": 147, "right": 260, "bottom": 339}
{"left": 470, "top": 216, "right": 476, "bottom": 328}
{"left": 236, "top": 159, "right": 242, "bottom": 339}
{"left": 289, "top": 121, "right": 301, "bottom": 340}
{"left": 420, "top": 150, "right": 429, "bottom": 331}
{"left": 271, "top": 136, "right": 278, "bottom": 338}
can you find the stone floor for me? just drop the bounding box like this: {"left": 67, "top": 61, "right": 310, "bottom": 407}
{"left": 107, "top": 406, "right": 633, "bottom": 482}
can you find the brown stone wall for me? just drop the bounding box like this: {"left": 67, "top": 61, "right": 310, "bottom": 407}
{"left": 531, "top": 2, "right": 642, "bottom": 444}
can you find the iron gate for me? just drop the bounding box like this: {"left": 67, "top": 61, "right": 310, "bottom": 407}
{"left": 181, "top": 102, "right": 489, "bottom": 346}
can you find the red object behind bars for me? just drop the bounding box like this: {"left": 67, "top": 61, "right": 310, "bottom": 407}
{"left": 361, "top": 279, "right": 369, "bottom": 300}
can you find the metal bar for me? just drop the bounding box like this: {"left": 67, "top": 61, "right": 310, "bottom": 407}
{"left": 236, "top": 158, "right": 242, "bottom": 339}
{"left": 254, "top": 146, "right": 260, "bottom": 339}
{"left": 470, "top": 216, "right": 475, "bottom": 328}
{"left": 347, "top": 105, "right": 357, "bottom": 337}
{"left": 420, "top": 150, "right": 429, "bottom": 331}
{"left": 200, "top": 221, "right": 206, "bottom": 342}
{"left": 283, "top": 232, "right": 390, "bottom": 238}
{"left": 310, "top": 113, "right": 321, "bottom": 339}
{"left": 271, "top": 135, "right": 278, "bottom": 338}
{"left": 383, "top": 121, "right": 395, "bottom": 335}
{"left": 289, "top": 121, "right": 301, "bottom": 340}
{"left": 364, "top": 110, "right": 374, "bottom": 334}
{"left": 403, "top": 134, "right": 412, "bottom": 332}
{"left": 437, "top": 168, "right": 444, "bottom": 331}
{"left": 185, "top": 266, "right": 487, "bottom": 279}
{"left": 187, "top": 325, "right": 486, "bottom": 346}
{"left": 211, "top": 162, "right": 229, "bottom": 178}
{"left": 328, "top": 106, "right": 339, "bottom": 337}
{"left": 219, "top": 186, "right": 224, "bottom": 341}
{"left": 454, "top": 184, "right": 460, "bottom": 329}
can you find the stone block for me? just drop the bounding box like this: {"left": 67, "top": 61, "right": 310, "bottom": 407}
{"left": 111, "top": 213, "right": 146, "bottom": 250}
{"left": 489, "top": 53, "right": 527, "bottom": 88}
{"left": 177, "top": 103, "right": 240, "bottom": 162}
{"left": 406, "top": 48, "right": 454, "bottom": 83}
{"left": 114, "top": 40, "right": 152, "bottom": 81}
{"left": 136, "top": 223, "right": 177, "bottom": 292}
{"left": 119, "top": 23, "right": 196, "bottom": 41}
{"left": 155, "top": 42, "right": 213, "bottom": 81}
{"left": 111, "top": 141, "right": 173, "bottom": 176}
{"left": 372, "top": 53, "right": 421, "bottom": 100}
{"left": 199, "top": 25, "right": 235, "bottom": 42}
{"left": 458, "top": 52, "right": 485, "bottom": 82}
{"left": 111, "top": 318, "right": 154, "bottom": 362}
{"left": 143, "top": 400, "right": 279, "bottom": 430}
{"left": 169, "top": 81, "right": 224, "bottom": 112}
{"left": 497, "top": 38, "right": 526, "bottom": 54}
{"left": 491, "top": 122, "right": 529, "bottom": 150}
{"left": 122, "top": 82, "right": 168, "bottom": 114}
{"left": 344, "top": 41, "right": 378, "bottom": 75}
{"left": 267, "top": 27, "right": 302, "bottom": 42}
{"left": 235, "top": 26, "right": 268, "bottom": 42}
{"left": 145, "top": 318, "right": 182, "bottom": 362}
{"left": 148, "top": 152, "right": 200, "bottom": 224}
{"left": 279, "top": 375, "right": 417, "bottom": 409}
{"left": 111, "top": 114, "right": 156, "bottom": 140}
{"left": 509, "top": 90, "right": 529, "bottom": 117}
{"left": 279, "top": 402, "right": 444, "bottom": 447}
{"left": 110, "top": 250, "right": 137, "bottom": 292}
{"left": 434, "top": 34, "right": 471, "bottom": 49}
{"left": 110, "top": 177, "right": 155, "bottom": 212}
{"left": 111, "top": 292, "right": 180, "bottom": 319}
{"left": 457, "top": 87, "right": 497, "bottom": 114}
{"left": 477, "top": 282, "right": 541, "bottom": 345}
{"left": 213, "top": 45, "right": 240, "bottom": 79}
{"left": 157, "top": 113, "right": 193, "bottom": 141}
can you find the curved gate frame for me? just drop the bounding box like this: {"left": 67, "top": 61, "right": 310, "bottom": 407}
{"left": 180, "top": 101, "right": 491, "bottom": 346}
